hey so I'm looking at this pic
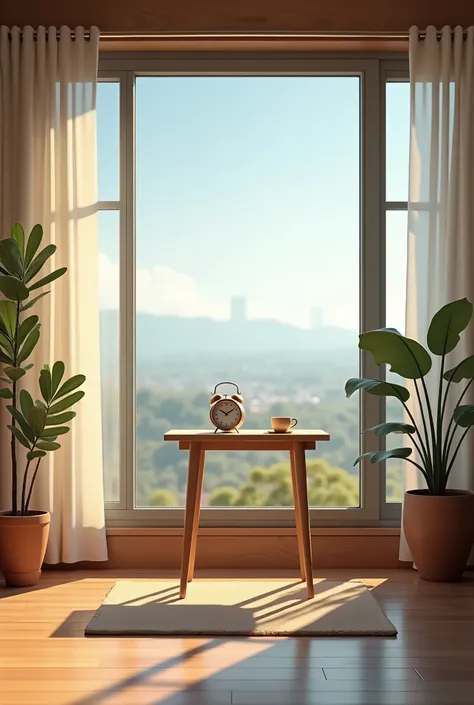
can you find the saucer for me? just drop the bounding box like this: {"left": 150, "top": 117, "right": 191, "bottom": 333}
{"left": 267, "top": 429, "right": 293, "bottom": 434}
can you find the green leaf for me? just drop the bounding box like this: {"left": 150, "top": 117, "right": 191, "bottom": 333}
{"left": 359, "top": 329, "right": 432, "bottom": 379}
{"left": 20, "top": 389, "right": 34, "bottom": 418}
{"left": 0, "top": 332, "right": 14, "bottom": 359}
{"left": 51, "top": 361, "right": 65, "bottom": 396}
{"left": 443, "top": 355, "right": 474, "bottom": 383}
{"left": 27, "top": 450, "right": 47, "bottom": 460}
{"left": 453, "top": 404, "right": 474, "bottom": 428}
{"left": 6, "top": 406, "right": 35, "bottom": 443}
{"left": 35, "top": 400, "right": 47, "bottom": 410}
{"left": 10, "top": 222, "right": 25, "bottom": 259}
{"left": 18, "top": 316, "right": 39, "bottom": 346}
{"left": 4, "top": 366, "right": 26, "bottom": 382}
{"left": 7, "top": 425, "right": 31, "bottom": 449}
{"left": 345, "top": 377, "right": 410, "bottom": 402}
{"left": 24, "top": 224, "right": 43, "bottom": 269}
{"left": 28, "top": 406, "right": 47, "bottom": 436}
{"left": 39, "top": 367, "right": 52, "bottom": 403}
{"left": 48, "top": 390, "right": 85, "bottom": 415}
{"left": 427, "top": 298, "right": 473, "bottom": 356}
{"left": 36, "top": 440, "right": 61, "bottom": 451}
{"left": 45, "top": 411, "right": 76, "bottom": 425}
{"left": 24, "top": 244, "right": 57, "bottom": 283}
{"left": 354, "top": 447, "right": 412, "bottom": 466}
{"left": 0, "top": 275, "right": 29, "bottom": 301}
{"left": 0, "top": 238, "right": 23, "bottom": 277}
{"left": 367, "top": 422, "right": 416, "bottom": 436}
{"left": 0, "top": 300, "right": 18, "bottom": 338}
{"left": 28, "top": 267, "right": 67, "bottom": 292}
{"left": 20, "top": 291, "right": 50, "bottom": 312}
{"left": 40, "top": 426, "right": 70, "bottom": 437}
{"left": 17, "top": 328, "right": 40, "bottom": 364}
{"left": 0, "top": 388, "right": 13, "bottom": 399}
{"left": 54, "top": 374, "right": 86, "bottom": 399}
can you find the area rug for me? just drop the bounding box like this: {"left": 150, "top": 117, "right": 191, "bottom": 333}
{"left": 85, "top": 580, "right": 397, "bottom": 637}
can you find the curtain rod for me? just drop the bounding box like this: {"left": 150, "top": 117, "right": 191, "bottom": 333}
{"left": 5, "top": 29, "right": 470, "bottom": 41}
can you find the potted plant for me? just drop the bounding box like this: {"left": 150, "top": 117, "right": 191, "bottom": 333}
{"left": 345, "top": 298, "right": 474, "bottom": 581}
{"left": 0, "top": 223, "right": 86, "bottom": 587}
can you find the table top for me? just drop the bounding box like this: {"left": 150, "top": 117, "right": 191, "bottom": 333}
{"left": 164, "top": 429, "right": 330, "bottom": 442}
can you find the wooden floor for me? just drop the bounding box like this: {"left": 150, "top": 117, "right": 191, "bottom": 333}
{"left": 1, "top": 568, "right": 474, "bottom": 705}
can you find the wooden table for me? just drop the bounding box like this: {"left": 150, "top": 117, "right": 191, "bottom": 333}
{"left": 164, "top": 429, "right": 330, "bottom": 599}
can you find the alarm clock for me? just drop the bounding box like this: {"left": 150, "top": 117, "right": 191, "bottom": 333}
{"left": 209, "top": 381, "right": 245, "bottom": 433}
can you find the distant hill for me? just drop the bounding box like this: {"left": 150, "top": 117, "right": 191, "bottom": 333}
{"left": 100, "top": 311, "right": 357, "bottom": 362}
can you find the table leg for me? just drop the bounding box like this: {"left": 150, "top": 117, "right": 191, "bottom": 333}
{"left": 293, "top": 444, "right": 314, "bottom": 599}
{"left": 187, "top": 449, "right": 205, "bottom": 582}
{"left": 180, "top": 443, "right": 204, "bottom": 598}
{"left": 290, "top": 448, "right": 306, "bottom": 582}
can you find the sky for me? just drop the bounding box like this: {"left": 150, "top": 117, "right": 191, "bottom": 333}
{"left": 96, "top": 77, "right": 409, "bottom": 333}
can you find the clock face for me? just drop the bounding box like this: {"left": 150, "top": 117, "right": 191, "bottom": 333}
{"left": 211, "top": 399, "right": 242, "bottom": 430}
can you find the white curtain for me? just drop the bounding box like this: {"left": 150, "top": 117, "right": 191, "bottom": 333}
{"left": 401, "top": 25, "right": 474, "bottom": 561}
{"left": 0, "top": 26, "right": 107, "bottom": 563}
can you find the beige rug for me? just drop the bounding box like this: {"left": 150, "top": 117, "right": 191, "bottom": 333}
{"left": 85, "top": 580, "right": 397, "bottom": 637}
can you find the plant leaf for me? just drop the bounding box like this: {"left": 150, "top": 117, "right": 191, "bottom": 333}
{"left": 17, "top": 328, "right": 41, "bottom": 364}
{"left": 359, "top": 329, "right": 432, "bottom": 379}
{"left": 28, "top": 267, "right": 67, "bottom": 292}
{"left": 24, "top": 224, "right": 43, "bottom": 269}
{"left": 0, "top": 238, "right": 23, "bottom": 277}
{"left": 427, "top": 298, "right": 473, "bottom": 356}
{"left": 0, "top": 332, "right": 14, "bottom": 359}
{"left": 453, "top": 404, "right": 474, "bottom": 428}
{"left": 10, "top": 222, "right": 25, "bottom": 259}
{"left": 354, "top": 447, "right": 412, "bottom": 466}
{"left": 345, "top": 377, "right": 410, "bottom": 402}
{"left": 0, "top": 275, "right": 29, "bottom": 301}
{"left": 6, "top": 406, "right": 35, "bottom": 443}
{"left": 18, "top": 316, "right": 39, "bottom": 346}
{"left": 443, "top": 355, "right": 474, "bottom": 383}
{"left": 4, "top": 366, "right": 26, "bottom": 382}
{"left": 36, "top": 440, "right": 61, "bottom": 451}
{"left": 39, "top": 367, "right": 52, "bottom": 403}
{"left": 48, "top": 390, "right": 85, "bottom": 415}
{"left": 20, "top": 389, "right": 34, "bottom": 418}
{"left": 51, "top": 361, "right": 65, "bottom": 396}
{"left": 367, "top": 422, "right": 416, "bottom": 436}
{"left": 45, "top": 411, "right": 76, "bottom": 425}
{"left": 27, "top": 450, "right": 47, "bottom": 460}
{"left": 27, "top": 406, "right": 47, "bottom": 436}
{"left": 40, "top": 426, "right": 70, "bottom": 437}
{"left": 54, "top": 374, "right": 86, "bottom": 399}
{"left": 20, "top": 291, "right": 50, "bottom": 312}
{"left": 7, "top": 425, "right": 31, "bottom": 449}
{"left": 24, "top": 244, "right": 57, "bottom": 283}
{"left": 0, "top": 300, "right": 18, "bottom": 338}
{"left": 0, "top": 388, "right": 13, "bottom": 399}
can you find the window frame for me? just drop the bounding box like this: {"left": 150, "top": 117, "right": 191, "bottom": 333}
{"left": 98, "top": 52, "right": 409, "bottom": 528}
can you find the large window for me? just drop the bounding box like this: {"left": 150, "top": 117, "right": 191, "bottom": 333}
{"left": 97, "top": 56, "right": 409, "bottom": 526}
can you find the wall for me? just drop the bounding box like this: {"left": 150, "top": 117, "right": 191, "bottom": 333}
{"left": 2, "top": 0, "right": 474, "bottom": 33}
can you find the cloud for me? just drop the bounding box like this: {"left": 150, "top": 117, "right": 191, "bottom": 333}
{"left": 98, "top": 253, "right": 228, "bottom": 319}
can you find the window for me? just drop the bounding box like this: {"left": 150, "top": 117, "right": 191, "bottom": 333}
{"left": 97, "top": 56, "right": 409, "bottom": 527}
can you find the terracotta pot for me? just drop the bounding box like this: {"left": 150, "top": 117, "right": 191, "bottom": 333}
{"left": 403, "top": 490, "right": 474, "bottom": 582}
{"left": 0, "top": 511, "right": 50, "bottom": 587}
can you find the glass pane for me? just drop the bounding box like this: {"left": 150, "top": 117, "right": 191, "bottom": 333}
{"left": 98, "top": 210, "right": 120, "bottom": 502}
{"left": 385, "top": 210, "right": 408, "bottom": 503}
{"left": 386, "top": 81, "right": 410, "bottom": 202}
{"left": 135, "top": 77, "right": 360, "bottom": 509}
{"left": 97, "top": 81, "right": 120, "bottom": 201}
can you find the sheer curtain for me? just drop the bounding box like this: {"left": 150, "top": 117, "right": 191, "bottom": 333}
{"left": 0, "top": 26, "right": 107, "bottom": 563}
{"left": 401, "top": 25, "right": 474, "bottom": 561}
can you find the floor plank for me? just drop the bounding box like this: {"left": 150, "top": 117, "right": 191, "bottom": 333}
{"left": 0, "top": 568, "right": 473, "bottom": 705}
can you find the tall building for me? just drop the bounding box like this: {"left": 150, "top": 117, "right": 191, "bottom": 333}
{"left": 311, "top": 307, "right": 323, "bottom": 329}
{"left": 231, "top": 296, "right": 247, "bottom": 324}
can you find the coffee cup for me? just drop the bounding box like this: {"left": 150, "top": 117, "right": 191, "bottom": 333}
{"left": 271, "top": 417, "right": 298, "bottom": 433}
